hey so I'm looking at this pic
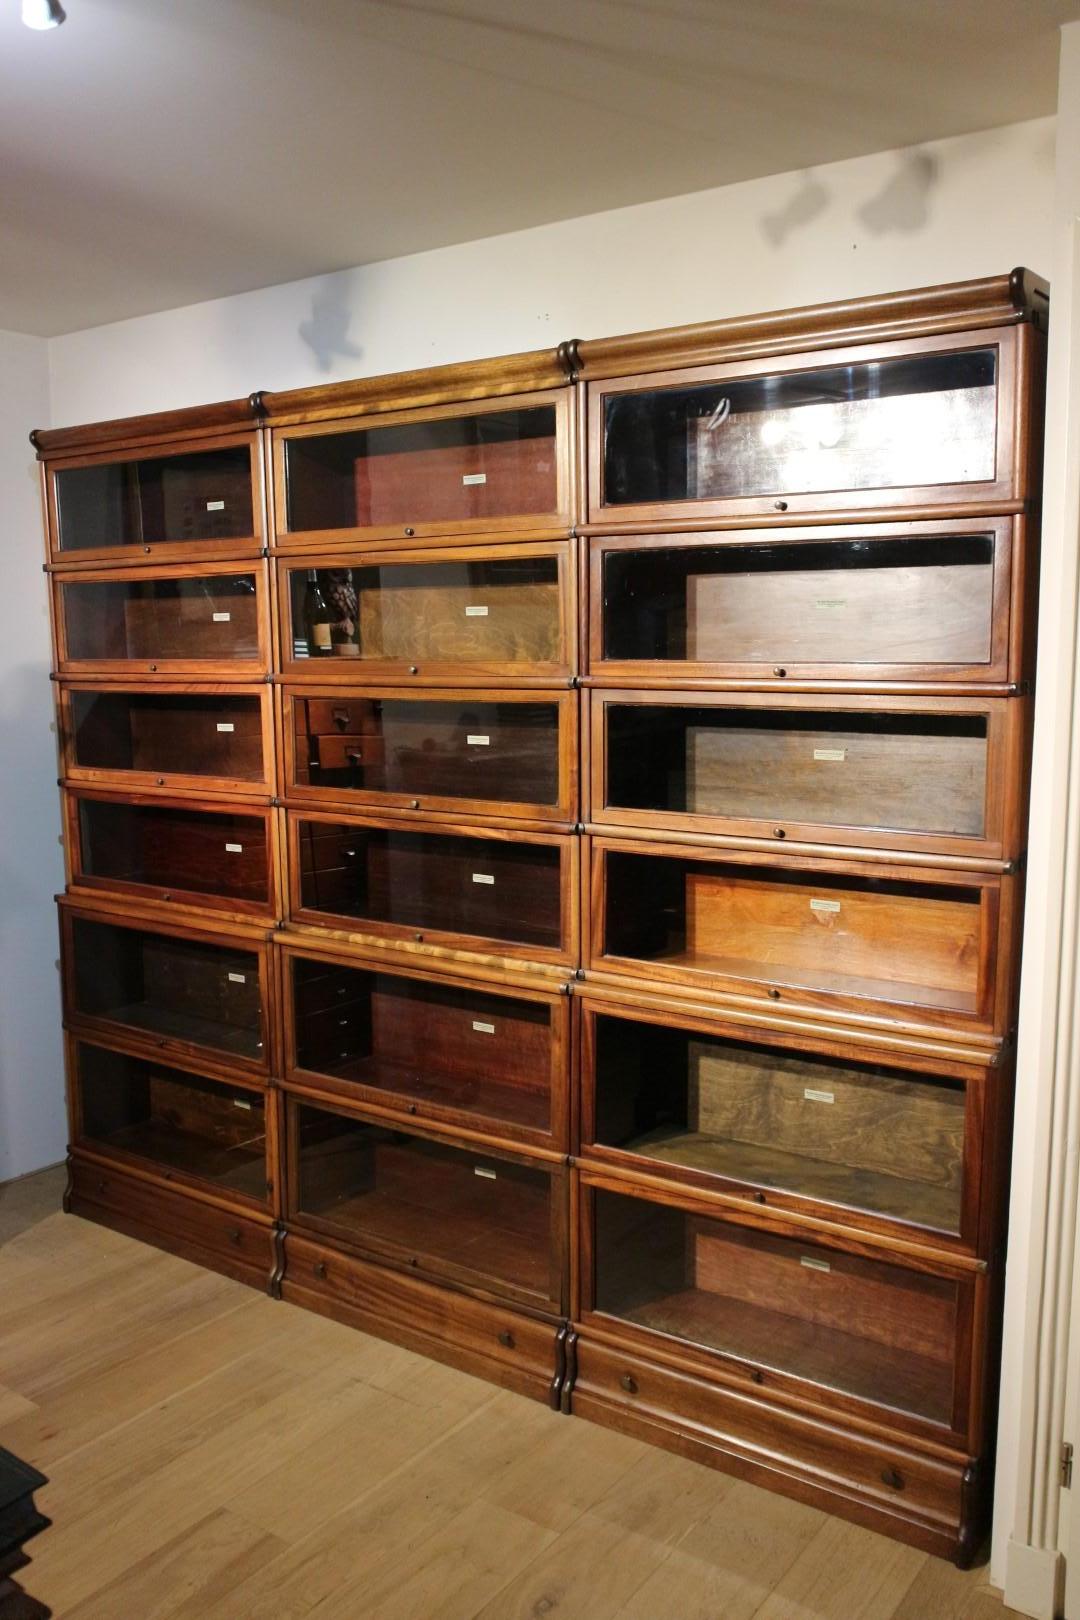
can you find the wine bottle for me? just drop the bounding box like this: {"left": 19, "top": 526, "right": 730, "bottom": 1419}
{"left": 303, "top": 570, "right": 333, "bottom": 656}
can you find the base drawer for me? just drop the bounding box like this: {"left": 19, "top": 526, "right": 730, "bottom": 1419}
{"left": 282, "top": 1232, "right": 565, "bottom": 1407}
{"left": 570, "top": 1336, "right": 977, "bottom": 1562}
{"left": 67, "top": 1154, "right": 276, "bottom": 1291}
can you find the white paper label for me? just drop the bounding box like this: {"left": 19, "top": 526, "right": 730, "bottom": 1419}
{"left": 810, "top": 898, "right": 841, "bottom": 914}
{"left": 227, "top": 972, "right": 247, "bottom": 984}
{"left": 233, "top": 1098, "right": 252, "bottom": 1111}
{"left": 462, "top": 473, "right": 487, "bottom": 486}
{"left": 804, "top": 1088, "right": 835, "bottom": 1104}
{"left": 206, "top": 500, "right": 226, "bottom": 511}
{"left": 464, "top": 605, "right": 489, "bottom": 617}
{"left": 472, "top": 872, "right": 495, "bottom": 885}
{"left": 466, "top": 734, "right": 490, "bottom": 747}
{"left": 225, "top": 842, "right": 243, "bottom": 853}
{"left": 813, "top": 748, "right": 846, "bottom": 763}
{"left": 800, "top": 1256, "right": 831, "bottom": 1273}
{"left": 474, "top": 1166, "right": 497, "bottom": 1180}
{"left": 472, "top": 1020, "right": 496, "bottom": 1034}
{"left": 815, "top": 598, "right": 845, "bottom": 610}
{"left": 216, "top": 722, "right": 235, "bottom": 733}
{"left": 212, "top": 611, "right": 231, "bottom": 622}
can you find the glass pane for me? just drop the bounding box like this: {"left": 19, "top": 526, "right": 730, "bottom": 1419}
{"left": 605, "top": 706, "right": 987, "bottom": 838}
{"left": 70, "top": 691, "right": 264, "bottom": 781}
{"left": 71, "top": 917, "right": 263, "bottom": 1061}
{"left": 601, "top": 535, "right": 996, "bottom": 667}
{"left": 293, "top": 1106, "right": 552, "bottom": 1297}
{"left": 292, "top": 696, "right": 560, "bottom": 807}
{"left": 603, "top": 350, "right": 997, "bottom": 507}
{"left": 594, "top": 1189, "right": 957, "bottom": 1423}
{"left": 603, "top": 851, "right": 982, "bottom": 1015}
{"left": 60, "top": 574, "right": 261, "bottom": 664}
{"left": 292, "top": 958, "right": 552, "bottom": 1132}
{"left": 297, "top": 822, "right": 562, "bottom": 950}
{"left": 79, "top": 799, "right": 269, "bottom": 904}
{"left": 78, "top": 1043, "right": 266, "bottom": 1199}
{"left": 285, "top": 406, "right": 558, "bottom": 532}
{"left": 57, "top": 448, "right": 254, "bottom": 551}
{"left": 287, "top": 557, "right": 561, "bottom": 665}
{"left": 592, "top": 1014, "right": 965, "bottom": 1232}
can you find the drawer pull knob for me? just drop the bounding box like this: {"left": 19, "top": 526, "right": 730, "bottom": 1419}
{"left": 155, "top": 776, "right": 165, "bottom": 786}
{"left": 750, "top": 1368, "right": 764, "bottom": 1384}
{"left": 143, "top": 545, "right": 152, "bottom": 554}
{"left": 768, "top": 988, "right": 781, "bottom": 1000}
{"left": 414, "top": 932, "right": 424, "bottom": 943}
{"left": 409, "top": 665, "right": 418, "bottom": 675}
{"left": 314, "top": 1261, "right": 327, "bottom": 1279}
{"left": 772, "top": 827, "right": 786, "bottom": 839}
{"left": 404, "top": 527, "right": 415, "bottom": 536}
{"left": 97, "top": 1179, "right": 108, "bottom": 1194}
{"left": 409, "top": 799, "right": 420, "bottom": 809}
{"left": 773, "top": 666, "right": 787, "bottom": 678}
{"left": 620, "top": 1374, "right": 638, "bottom": 1394}
{"left": 881, "top": 1467, "right": 905, "bottom": 1491}
{"left": 408, "top": 1256, "right": 419, "bottom": 1267}
{"left": 407, "top": 1102, "right": 417, "bottom": 1114}
{"left": 332, "top": 709, "right": 349, "bottom": 728}
{"left": 148, "top": 662, "right": 158, "bottom": 671}
{"left": 346, "top": 750, "right": 364, "bottom": 765}
{"left": 754, "top": 1191, "right": 766, "bottom": 1204}
{"left": 228, "top": 1228, "right": 242, "bottom": 1245}
{"left": 498, "top": 1329, "right": 515, "bottom": 1348}
{"left": 774, "top": 499, "right": 789, "bottom": 511}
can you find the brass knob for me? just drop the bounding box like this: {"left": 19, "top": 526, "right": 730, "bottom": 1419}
{"left": 409, "top": 665, "right": 418, "bottom": 675}
{"left": 410, "top": 799, "right": 420, "bottom": 809}
{"left": 750, "top": 1368, "right": 764, "bottom": 1384}
{"left": 774, "top": 499, "right": 788, "bottom": 511}
{"left": 414, "top": 932, "right": 423, "bottom": 943}
{"left": 314, "top": 1261, "right": 327, "bottom": 1279}
{"left": 228, "top": 1228, "right": 242, "bottom": 1245}
{"left": 148, "top": 663, "right": 157, "bottom": 672}
{"left": 143, "top": 544, "right": 151, "bottom": 553}
{"left": 161, "top": 891, "right": 172, "bottom": 901}
{"left": 498, "top": 1329, "right": 515, "bottom": 1348}
{"left": 768, "top": 988, "right": 781, "bottom": 1001}
{"left": 620, "top": 1373, "right": 638, "bottom": 1393}
{"left": 155, "top": 777, "right": 165, "bottom": 786}
{"left": 881, "top": 1467, "right": 905, "bottom": 1491}
{"left": 773, "top": 827, "right": 786, "bottom": 839}
{"left": 404, "top": 526, "right": 415, "bottom": 536}
{"left": 773, "top": 666, "right": 787, "bottom": 677}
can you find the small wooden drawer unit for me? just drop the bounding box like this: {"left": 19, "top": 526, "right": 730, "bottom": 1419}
{"left": 273, "top": 391, "right": 571, "bottom": 547}
{"left": 59, "top": 898, "right": 273, "bottom": 1078}
{"left": 68, "top": 1154, "right": 276, "bottom": 1291}
{"left": 284, "top": 686, "right": 577, "bottom": 824}
{"left": 67, "top": 788, "right": 279, "bottom": 921}
{"left": 45, "top": 434, "right": 263, "bottom": 566}
{"left": 289, "top": 811, "right": 576, "bottom": 967}
{"left": 59, "top": 683, "right": 273, "bottom": 798}
{"left": 588, "top": 519, "right": 1027, "bottom": 689}
{"left": 283, "top": 1233, "right": 567, "bottom": 1406}
{"left": 588, "top": 325, "right": 1033, "bottom": 528}
{"left": 69, "top": 1034, "right": 271, "bottom": 1209}
{"left": 53, "top": 562, "right": 270, "bottom": 677}
{"left": 588, "top": 836, "right": 1014, "bottom": 1041}
{"left": 568, "top": 1336, "right": 972, "bottom": 1561}
{"left": 283, "top": 942, "right": 569, "bottom": 1150}
{"left": 579, "top": 996, "right": 992, "bottom": 1252}
{"left": 588, "top": 690, "right": 1021, "bottom": 861}
{"left": 285, "top": 1097, "right": 568, "bottom": 1314}
{"left": 279, "top": 541, "right": 575, "bottom": 682}
{"left": 579, "top": 1176, "right": 980, "bottom": 1443}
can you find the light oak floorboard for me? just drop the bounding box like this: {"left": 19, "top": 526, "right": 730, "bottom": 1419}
{"left": 0, "top": 1203, "right": 1031, "bottom": 1620}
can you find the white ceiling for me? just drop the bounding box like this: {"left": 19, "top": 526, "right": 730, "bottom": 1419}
{"left": 0, "top": 0, "right": 1075, "bottom": 337}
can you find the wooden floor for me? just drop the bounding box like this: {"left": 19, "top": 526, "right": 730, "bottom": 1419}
{"left": 0, "top": 1169, "right": 1025, "bottom": 1620}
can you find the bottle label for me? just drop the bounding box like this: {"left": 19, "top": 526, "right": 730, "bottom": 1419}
{"left": 312, "top": 623, "right": 332, "bottom": 649}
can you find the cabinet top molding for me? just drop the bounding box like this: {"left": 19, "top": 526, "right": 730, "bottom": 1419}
{"left": 31, "top": 269, "right": 1046, "bottom": 458}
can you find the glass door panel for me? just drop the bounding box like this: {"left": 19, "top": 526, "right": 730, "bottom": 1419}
{"left": 67, "top": 690, "right": 266, "bottom": 789}
{"left": 57, "top": 571, "right": 264, "bottom": 671}
{"left": 75, "top": 796, "right": 272, "bottom": 912}
{"left": 55, "top": 446, "right": 255, "bottom": 554}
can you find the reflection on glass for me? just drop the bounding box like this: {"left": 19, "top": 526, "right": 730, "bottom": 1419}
{"left": 604, "top": 706, "right": 987, "bottom": 837}
{"left": 594, "top": 1188, "right": 957, "bottom": 1422}
{"left": 71, "top": 917, "right": 263, "bottom": 1061}
{"left": 600, "top": 535, "right": 996, "bottom": 667}
{"left": 603, "top": 850, "right": 982, "bottom": 1014}
{"left": 296, "top": 821, "right": 562, "bottom": 949}
{"left": 591, "top": 1013, "right": 964, "bottom": 1232}
{"left": 56, "top": 448, "right": 254, "bottom": 551}
{"left": 292, "top": 696, "right": 559, "bottom": 806}
{"left": 78, "top": 1043, "right": 267, "bottom": 1200}
{"left": 70, "top": 691, "right": 264, "bottom": 781}
{"left": 603, "top": 350, "right": 997, "bottom": 506}
{"left": 292, "top": 957, "right": 552, "bottom": 1131}
{"left": 285, "top": 406, "right": 558, "bottom": 531}
{"left": 288, "top": 556, "right": 561, "bottom": 665}
{"left": 293, "top": 1106, "right": 553, "bottom": 1297}
{"left": 78, "top": 799, "right": 269, "bottom": 904}
{"left": 60, "top": 574, "right": 260, "bottom": 664}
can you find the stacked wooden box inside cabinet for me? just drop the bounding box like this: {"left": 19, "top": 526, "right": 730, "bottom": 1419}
{"left": 37, "top": 270, "right": 1046, "bottom": 1564}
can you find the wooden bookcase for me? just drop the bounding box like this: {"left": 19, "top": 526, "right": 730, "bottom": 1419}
{"left": 35, "top": 269, "right": 1047, "bottom": 1563}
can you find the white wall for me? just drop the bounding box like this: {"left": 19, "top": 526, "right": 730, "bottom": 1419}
{"left": 49, "top": 116, "right": 1055, "bottom": 422}
{"left": 0, "top": 329, "right": 64, "bottom": 1184}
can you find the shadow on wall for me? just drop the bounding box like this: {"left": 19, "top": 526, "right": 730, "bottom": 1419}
{"left": 759, "top": 148, "right": 941, "bottom": 249}
{"left": 0, "top": 660, "right": 65, "bottom": 1182}
{"left": 299, "top": 276, "right": 365, "bottom": 373}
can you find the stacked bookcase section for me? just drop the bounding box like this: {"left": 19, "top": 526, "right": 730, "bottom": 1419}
{"left": 37, "top": 272, "right": 1046, "bottom": 1561}
{"left": 261, "top": 353, "right": 579, "bottom": 1402}
{"left": 566, "top": 272, "right": 1046, "bottom": 1559}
